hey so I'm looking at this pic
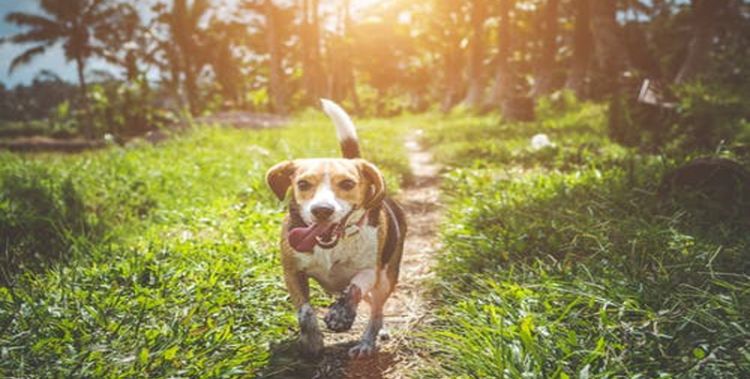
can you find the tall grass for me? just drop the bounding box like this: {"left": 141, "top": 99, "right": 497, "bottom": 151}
{"left": 422, "top": 104, "right": 750, "bottom": 378}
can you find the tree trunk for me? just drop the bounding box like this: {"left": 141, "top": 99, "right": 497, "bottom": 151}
{"left": 75, "top": 55, "right": 93, "bottom": 138}
{"left": 488, "top": 0, "right": 514, "bottom": 107}
{"left": 565, "top": 0, "right": 593, "bottom": 98}
{"left": 590, "top": 0, "right": 624, "bottom": 95}
{"left": 440, "top": 0, "right": 464, "bottom": 112}
{"left": 300, "top": 0, "right": 325, "bottom": 105}
{"left": 183, "top": 58, "right": 199, "bottom": 115}
{"left": 300, "top": 0, "right": 324, "bottom": 104}
{"left": 342, "top": 0, "right": 360, "bottom": 111}
{"left": 266, "top": 0, "right": 287, "bottom": 113}
{"left": 531, "top": 0, "right": 560, "bottom": 97}
{"left": 441, "top": 47, "right": 463, "bottom": 112}
{"left": 462, "top": 0, "right": 488, "bottom": 109}
{"left": 674, "top": 0, "right": 728, "bottom": 83}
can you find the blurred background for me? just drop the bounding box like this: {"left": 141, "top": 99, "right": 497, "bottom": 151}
{"left": 0, "top": 0, "right": 747, "bottom": 148}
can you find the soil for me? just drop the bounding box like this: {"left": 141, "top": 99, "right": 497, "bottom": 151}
{"left": 261, "top": 131, "right": 443, "bottom": 379}
{"left": 0, "top": 112, "right": 288, "bottom": 153}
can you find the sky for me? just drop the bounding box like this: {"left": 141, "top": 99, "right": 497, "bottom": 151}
{"left": 0, "top": 1, "right": 118, "bottom": 86}
{"left": 0, "top": 0, "right": 382, "bottom": 87}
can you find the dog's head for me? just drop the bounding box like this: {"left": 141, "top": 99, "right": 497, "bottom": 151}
{"left": 266, "top": 158, "right": 385, "bottom": 226}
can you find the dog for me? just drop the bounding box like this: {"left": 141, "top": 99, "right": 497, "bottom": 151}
{"left": 265, "top": 99, "right": 407, "bottom": 359}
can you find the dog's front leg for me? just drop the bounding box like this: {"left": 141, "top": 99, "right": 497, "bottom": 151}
{"left": 286, "top": 271, "right": 323, "bottom": 357}
{"left": 349, "top": 273, "right": 390, "bottom": 359}
{"left": 324, "top": 269, "right": 375, "bottom": 332}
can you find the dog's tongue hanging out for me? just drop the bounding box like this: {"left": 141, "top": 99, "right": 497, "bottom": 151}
{"left": 288, "top": 222, "right": 339, "bottom": 252}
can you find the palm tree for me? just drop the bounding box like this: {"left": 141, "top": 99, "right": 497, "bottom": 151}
{"left": 4, "top": 0, "right": 115, "bottom": 100}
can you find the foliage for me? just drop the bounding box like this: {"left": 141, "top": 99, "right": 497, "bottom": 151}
{"left": 610, "top": 83, "right": 749, "bottom": 153}
{"left": 670, "top": 83, "right": 750, "bottom": 150}
{"left": 86, "top": 80, "right": 177, "bottom": 138}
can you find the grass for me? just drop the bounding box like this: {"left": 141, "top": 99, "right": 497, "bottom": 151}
{"left": 0, "top": 113, "right": 410, "bottom": 377}
{"left": 2, "top": 102, "right": 748, "bottom": 378}
{"left": 420, "top": 102, "right": 750, "bottom": 378}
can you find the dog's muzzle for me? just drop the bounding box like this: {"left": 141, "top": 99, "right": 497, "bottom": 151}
{"left": 288, "top": 208, "right": 367, "bottom": 253}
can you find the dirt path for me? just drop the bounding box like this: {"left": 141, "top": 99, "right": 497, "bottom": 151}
{"left": 262, "top": 131, "right": 443, "bottom": 378}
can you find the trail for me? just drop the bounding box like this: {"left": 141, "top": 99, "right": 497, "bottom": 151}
{"left": 263, "top": 131, "right": 442, "bottom": 378}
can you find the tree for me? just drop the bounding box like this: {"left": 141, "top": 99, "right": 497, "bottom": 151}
{"left": 94, "top": 3, "right": 155, "bottom": 83}
{"left": 437, "top": 0, "right": 467, "bottom": 112}
{"left": 155, "top": 0, "right": 213, "bottom": 115}
{"left": 565, "top": 0, "right": 593, "bottom": 97}
{"left": 299, "top": 0, "right": 325, "bottom": 105}
{"left": 3, "top": 0, "right": 116, "bottom": 136}
{"left": 531, "top": 0, "right": 560, "bottom": 97}
{"left": 462, "top": 0, "right": 488, "bottom": 109}
{"left": 264, "top": 0, "right": 288, "bottom": 113}
{"left": 590, "top": 0, "right": 624, "bottom": 95}
{"left": 674, "top": 0, "right": 731, "bottom": 83}
{"left": 327, "top": 0, "right": 360, "bottom": 109}
{"left": 488, "top": 0, "right": 515, "bottom": 107}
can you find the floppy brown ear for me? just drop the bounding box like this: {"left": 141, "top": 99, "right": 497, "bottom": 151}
{"left": 266, "top": 160, "right": 296, "bottom": 201}
{"left": 357, "top": 159, "right": 386, "bottom": 209}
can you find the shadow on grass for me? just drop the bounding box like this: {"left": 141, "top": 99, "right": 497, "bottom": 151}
{"left": 0, "top": 166, "right": 94, "bottom": 285}
{"left": 259, "top": 337, "right": 397, "bottom": 379}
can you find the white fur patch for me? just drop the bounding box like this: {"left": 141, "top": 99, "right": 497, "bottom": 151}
{"left": 295, "top": 225, "right": 379, "bottom": 293}
{"left": 321, "top": 99, "right": 358, "bottom": 143}
{"left": 300, "top": 172, "right": 352, "bottom": 225}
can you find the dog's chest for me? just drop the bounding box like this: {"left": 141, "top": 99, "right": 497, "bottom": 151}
{"left": 294, "top": 226, "right": 379, "bottom": 293}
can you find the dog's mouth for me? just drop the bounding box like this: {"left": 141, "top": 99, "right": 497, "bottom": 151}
{"left": 288, "top": 221, "right": 343, "bottom": 253}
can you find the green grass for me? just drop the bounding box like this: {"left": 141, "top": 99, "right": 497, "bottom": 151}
{"left": 3, "top": 104, "right": 748, "bottom": 378}
{"left": 0, "top": 113, "right": 410, "bottom": 377}
{"left": 421, "top": 104, "right": 750, "bottom": 378}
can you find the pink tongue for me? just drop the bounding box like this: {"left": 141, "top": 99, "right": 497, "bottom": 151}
{"left": 288, "top": 223, "right": 329, "bottom": 252}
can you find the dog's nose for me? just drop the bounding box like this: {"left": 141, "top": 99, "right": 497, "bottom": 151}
{"left": 311, "top": 205, "right": 335, "bottom": 221}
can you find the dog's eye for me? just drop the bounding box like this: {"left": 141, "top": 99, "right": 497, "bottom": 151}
{"left": 338, "top": 179, "right": 356, "bottom": 191}
{"left": 297, "top": 180, "right": 312, "bottom": 191}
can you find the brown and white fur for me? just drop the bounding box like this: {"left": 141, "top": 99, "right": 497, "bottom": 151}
{"left": 266, "top": 99, "right": 407, "bottom": 359}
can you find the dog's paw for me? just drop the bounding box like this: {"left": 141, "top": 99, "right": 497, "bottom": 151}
{"left": 324, "top": 299, "right": 357, "bottom": 332}
{"left": 299, "top": 331, "right": 324, "bottom": 358}
{"left": 324, "top": 286, "right": 360, "bottom": 332}
{"left": 348, "top": 340, "right": 377, "bottom": 359}
{"left": 297, "top": 303, "right": 324, "bottom": 358}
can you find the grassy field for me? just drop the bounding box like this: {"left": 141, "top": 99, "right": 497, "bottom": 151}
{"left": 1, "top": 103, "right": 749, "bottom": 378}
{"left": 420, "top": 102, "right": 750, "bottom": 378}
{"left": 0, "top": 114, "right": 409, "bottom": 377}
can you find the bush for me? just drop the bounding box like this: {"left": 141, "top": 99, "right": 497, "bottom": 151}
{"left": 0, "top": 164, "right": 89, "bottom": 283}
{"left": 86, "top": 80, "right": 177, "bottom": 138}
{"left": 609, "top": 83, "right": 749, "bottom": 154}
{"left": 671, "top": 83, "right": 749, "bottom": 151}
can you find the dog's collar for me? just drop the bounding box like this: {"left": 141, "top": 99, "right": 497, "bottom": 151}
{"left": 339, "top": 207, "right": 369, "bottom": 238}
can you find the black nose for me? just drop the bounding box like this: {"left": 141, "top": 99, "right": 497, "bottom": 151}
{"left": 311, "top": 205, "right": 335, "bottom": 221}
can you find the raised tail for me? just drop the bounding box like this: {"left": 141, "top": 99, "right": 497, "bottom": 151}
{"left": 320, "top": 98, "right": 360, "bottom": 159}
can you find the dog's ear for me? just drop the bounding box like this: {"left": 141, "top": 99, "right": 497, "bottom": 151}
{"left": 357, "top": 159, "right": 386, "bottom": 209}
{"left": 266, "top": 160, "right": 296, "bottom": 201}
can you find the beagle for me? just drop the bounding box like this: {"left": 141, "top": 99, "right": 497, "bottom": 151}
{"left": 266, "top": 99, "right": 407, "bottom": 359}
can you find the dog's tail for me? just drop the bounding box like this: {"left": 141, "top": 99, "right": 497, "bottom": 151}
{"left": 321, "top": 98, "right": 360, "bottom": 159}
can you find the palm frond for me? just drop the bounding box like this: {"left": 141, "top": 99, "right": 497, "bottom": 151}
{"left": 8, "top": 45, "right": 48, "bottom": 74}
{"left": 8, "top": 27, "right": 63, "bottom": 44}
{"left": 39, "top": 0, "right": 82, "bottom": 21}
{"left": 5, "top": 12, "right": 60, "bottom": 30}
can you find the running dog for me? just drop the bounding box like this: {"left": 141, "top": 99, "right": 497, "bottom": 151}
{"left": 265, "top": 99, "right": 407, "bottom": 359}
